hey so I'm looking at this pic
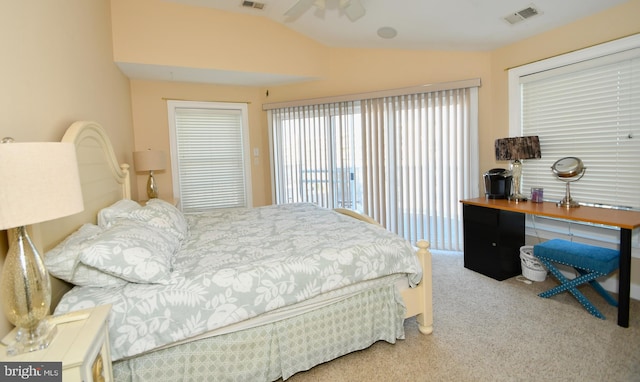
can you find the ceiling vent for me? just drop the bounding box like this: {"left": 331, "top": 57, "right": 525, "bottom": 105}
{"left": 242, "top": 1, "right": 265, "bottom": 10}
{"left": 504, "top": 5, "right": 540, "bottom": 25}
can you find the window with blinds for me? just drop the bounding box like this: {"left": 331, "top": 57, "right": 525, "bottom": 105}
{"left": 267, "top": 82, "right": 480, "bottom": 250}
{"left": 167, "top": 100, "right": 252, "bottom": 212}
{"left": 518, "top": 47, "right": 640, "bottom": 210}
{"left": 270, "top": 102, "right": 362, "bottom": 210}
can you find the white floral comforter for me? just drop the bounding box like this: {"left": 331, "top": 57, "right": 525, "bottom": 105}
{"left": 55, "top": 203, "right": 422, "bottom": 361}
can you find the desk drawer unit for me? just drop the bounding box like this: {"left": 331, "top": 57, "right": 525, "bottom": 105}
{"left": 463, "top": 204, "right": 524, "bottom": 280}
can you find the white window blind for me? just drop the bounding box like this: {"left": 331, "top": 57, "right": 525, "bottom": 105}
{"left": 168, "top": 101, "right": 252, "bottom": 212}
{"left": 361, "top": 88, "right": 478, "bottom": 250}
{"left": 520, "top": 48, "right": 640, "bottom": 209}
{"left": 268, "top": 82, "right": 479, "bottom": 250}
{"left": 269, "top": 102, "right": 362, "bottom": 209}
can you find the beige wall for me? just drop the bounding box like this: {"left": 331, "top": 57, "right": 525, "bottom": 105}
{"left": 118, "top": 0, "right": 640, "bottom": 295}
{"left": 0, "top": 1, "right": 134, "bottom": 335}
{"left": 128, "top": 49, "right": 491, "bottom": 204}
{"left": 113, "top": 0, "right": 493, "bottom": 202}
{"left": 130, "top": 80, "right": 271, "bottom": 206}
{"left": 490, "top": 0, "right": 640, "bottom": 169}
{"left": 1, "top": 1, "right": 133, "bottom": 153}
{"left": 110, "top": 0, "right": 328, "bottom": 79}
{"left": 264, "top": 48, "right": 493, "bottom": 193}
{"left": 0, "top": 0, "right": 637, "bottom": 338}
{"left": 116, "top": 0, "right": 640, "bottom": 205}
{"left": 490, "top": 0, "right": 640, "bottom": 294}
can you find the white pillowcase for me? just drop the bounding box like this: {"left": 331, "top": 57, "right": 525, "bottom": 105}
{"left": 45, "top": 224, "right": 128, "bottom": 288}
{"left": 97, "top": 199, "right": 142, "bottom": 228}
{"left": 47, "top": 199, "right": 189, "bottom": 287}
{"left": 127, "top": 199, "right": 188, "bottom": 244}
{"left": 78, "top": 219, "right": 176, "bottom": 284}
{"left": 97, "top": 198, "right": 188, "bottom": 247}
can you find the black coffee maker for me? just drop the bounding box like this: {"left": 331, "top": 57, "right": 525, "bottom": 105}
{"left": 483, "top": 168, "right": 512, "bottom": 199}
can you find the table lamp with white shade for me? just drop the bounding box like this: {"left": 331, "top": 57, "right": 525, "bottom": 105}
{"left": 0, "top": 139, "right": 84, "bottom": 355}
{"left": 133, "top": 150, "right": 166, "bottom": 199}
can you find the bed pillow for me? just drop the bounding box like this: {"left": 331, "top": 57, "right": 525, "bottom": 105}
{"left": 69, "top": 263, "right": 129, "bottom": 287}
{"left": 126, "top": 198, "right": 188, "bottom": 243}
{"left": 77, "top": 219, "right": 176, "bottom": 284}
{"left": 45, "top": 224, "right": 128, "bottom": 288}
{"left": 97, "top": 199, "right": 142, "bottom": 228}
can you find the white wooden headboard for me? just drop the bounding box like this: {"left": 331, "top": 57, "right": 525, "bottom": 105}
{"left": 33, "top": 121, "right": 131, "bottom": 314}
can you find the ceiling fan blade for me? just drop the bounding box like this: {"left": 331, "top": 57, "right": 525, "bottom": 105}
{"left": 284, "top": 0, "right": 316, "bottom": 21}
{"left": 344, "top": 0, "right": 366, "bottom": 21}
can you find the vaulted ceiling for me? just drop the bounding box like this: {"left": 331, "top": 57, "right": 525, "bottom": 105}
{"left": 164, "top": 0, "right": 628, "bottom": 50}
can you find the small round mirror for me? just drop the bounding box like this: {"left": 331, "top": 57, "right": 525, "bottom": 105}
{"left": 551, "top": 157, "right": 586, "bottom": 208}
{"left": 551, "top": 157, "right": 584, "bottom": 178}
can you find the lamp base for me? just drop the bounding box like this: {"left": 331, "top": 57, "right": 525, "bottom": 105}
{"left": 5, "top": 319, "right": 57, "bottom": 356}
{"left": 1, "top": 226, "right": 54, "bottom": 356}
{"left": 147, "top": 171, "right": 158, "bottom": 199}
{"left": 508, "top": 159, "right": 528, "bottom": 203}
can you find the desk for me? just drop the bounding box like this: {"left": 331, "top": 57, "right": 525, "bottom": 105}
{"left": 461, "top": 197, "right": 640, "bottom": 328}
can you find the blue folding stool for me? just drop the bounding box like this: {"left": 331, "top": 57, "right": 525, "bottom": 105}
{"left": 533, "top": 239, "right": 619, "bottom": 319}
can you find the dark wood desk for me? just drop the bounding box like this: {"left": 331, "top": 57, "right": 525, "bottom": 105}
{"left": 461, "top": 197, "right": 640, "bottom": 328}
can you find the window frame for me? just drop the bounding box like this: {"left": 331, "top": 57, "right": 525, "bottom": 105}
{"left": 507, "top": 34, "right": 640, "bottom": 288}
{"left": 167, "top": 100, "right": 252, "bottom": 211}
{"left": 508, "top": 34, "right": 640, "bottom": 137}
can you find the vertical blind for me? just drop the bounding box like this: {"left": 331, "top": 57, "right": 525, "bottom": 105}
{"left": 268, "top": 85, "right": 479, "bottom": 250}
{"left": 170, "top": 104, "right": 251, "bottom": 212}
{"left": 520, "top": 48, "right": 640, "bottom": 209}
{"left": 270, "top": 102, "right": 361, "bottom": 209}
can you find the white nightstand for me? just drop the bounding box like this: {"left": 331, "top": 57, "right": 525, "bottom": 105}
{"left": 0, "top": 305, "right": 113, "bottom": 382}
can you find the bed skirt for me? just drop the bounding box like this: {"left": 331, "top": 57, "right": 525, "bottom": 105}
{"left": 113, "top": 284, "right": 406, "bottom": 381}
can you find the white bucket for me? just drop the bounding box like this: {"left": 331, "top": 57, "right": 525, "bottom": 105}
{"left": 520, "top": 246, "right": 547, "bottom": 282}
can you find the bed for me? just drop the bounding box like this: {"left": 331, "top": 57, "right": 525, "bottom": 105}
{"left": 32, "top": 121, "right": 433, "bottom": 381}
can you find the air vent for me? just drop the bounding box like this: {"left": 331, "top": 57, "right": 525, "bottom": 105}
{"left": 242, "top": 1, "right": 265, "bottom": 10}
{"left": 504, "top": 5, "right": 540, "bottom": 25}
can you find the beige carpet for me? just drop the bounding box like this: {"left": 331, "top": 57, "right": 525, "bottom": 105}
{"left": 286, "top": 252, "right": 640, "bottom": 382}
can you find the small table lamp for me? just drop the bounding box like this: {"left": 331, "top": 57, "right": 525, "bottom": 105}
{"left": 495, "top": 136, "right": 541, "bottom": 201}
{"left": 0, "top": 139, "right": 84, "bottom": 355}
{"left": 133, "top": 150, "right": 166, "bottom": 199}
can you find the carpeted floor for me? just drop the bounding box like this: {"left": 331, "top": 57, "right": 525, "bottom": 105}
{"left": 286, "top": 252, "right": 640, "bottom": 382}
